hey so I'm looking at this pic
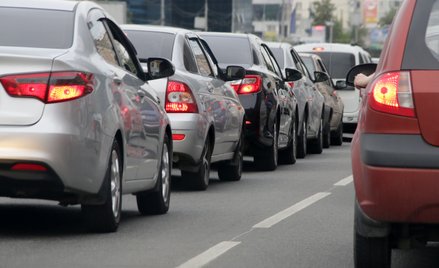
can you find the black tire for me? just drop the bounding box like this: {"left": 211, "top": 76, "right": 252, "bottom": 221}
{"left": 297, "top": 116, "right": 307, "bottom": 159}
{"left": 323, "top": 118, "right": 331, "bottom": 149}
{"left": 181, "top": 136, "right": 212, "bottom": 191}
{"left": 279, "top": 117, "right": 297, "bottom": 165}
{"left": 254, "top": 120, "right": 278, "bottom": 171}
{"left": 331, "top": 117, "right": 343, "bottom": 146}
{"left": 82, "top": 140, "right": 122, "bottom": 233}
{"left": 354, "top": 226, "right": 391, "bottom": 268}
{"left": 218, "top": 129, "right": 243, "bottom": 181}
{"left": 136, "top": 134, "right": 171, "bottom": 215}
{"left": 308, "top": 118, "right": 323, "bottom": 154}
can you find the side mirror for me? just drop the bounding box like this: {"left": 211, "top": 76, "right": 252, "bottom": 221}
{"left": 335, "top": 80, "right": 347, "bottom": 89}
{"left": 142, "top": 58, "right": 175, "bottom": 80}
{"left": 284, "top": 68, "right": 302, "bottom": 82}
{"left": 346, "top": 63, "right": 377, "bottom": 87}
{"left": 313, "top": 71, "right": 330, "bottom": 83}
{"left": 224, "top": 66, "right": 246, "bottom": 81}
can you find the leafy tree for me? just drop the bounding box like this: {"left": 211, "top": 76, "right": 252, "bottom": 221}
{"left": 310, "top": 0, "right": 336, "bottom": 26}
{"left": 333, "top": 19, "right": 350, "bottom": 43}
{"left": 379, "top": 8, "right": 397, "bottom": 27}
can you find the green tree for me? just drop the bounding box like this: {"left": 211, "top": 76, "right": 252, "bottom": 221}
{"left": 379, "top": 8, "right": 397, "bottom": 27}
{"left": 332, "top": 19, "right": 350, "bottom": 43}
{"left": 310, "top": 0, "right": 336, "bottom": 26}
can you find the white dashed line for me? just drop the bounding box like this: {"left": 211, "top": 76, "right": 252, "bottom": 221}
{"left": 176, "top": 241, "right": 241, "bottom": 268}
{"left": 334, "top": 175, "right": 353, "bottom": 186}
{"left": 253, "top": 192, "right": 331, "bottom": 229}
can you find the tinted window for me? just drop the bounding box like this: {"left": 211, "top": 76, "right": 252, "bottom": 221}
{"left": 184, "top": 42, "right": 198, "bottom": 73}
{"left": 403, "top": 0, "right": 439, "bottom": 69}
{"left": 0, "top": 7, "right": 74, "bottom": 49}
{"left": 201, "top": 35, "right": 253, "bottom": 66}
{"left": 312, "top": 52, "right": 355, "bottom": 79}
{"left": 260, "top": 46, "right": 276, "bottom": 73}
{"left": 124, "top": 31, "right": 175, "bottom": 60}
{"left": 270, "top": 47, "right": 285, "bottom": 69}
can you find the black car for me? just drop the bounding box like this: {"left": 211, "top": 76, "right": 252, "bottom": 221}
{"left": 200, "top": 32, "right": 300, "bottom": 171}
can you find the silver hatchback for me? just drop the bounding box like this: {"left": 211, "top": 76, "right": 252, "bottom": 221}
{"left": 0, "top": 0, "right": 174, "bottom": 232}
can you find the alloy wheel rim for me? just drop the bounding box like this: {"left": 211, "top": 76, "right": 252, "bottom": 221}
{"left": 110, "top": 150, "right": 121, "bottom": 219}
{"left": 161, "top": 143, "right": 170, "bottom": 204}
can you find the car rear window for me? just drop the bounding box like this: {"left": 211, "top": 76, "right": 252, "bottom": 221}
{"left": 124, "top": 31, "right": 175, "bottom": 61}
{"left": 0, "top": 7, "right": 74, "bottom": 49}
{"left": 201, "top": 35, "right": 253, "bottom": 66}
{"left": 270, "top": 47, "right": 285, "bottom": 69}
{"left": 403, "top": 0, "right": 439, "bottom": 69}
{"left": 311, "top": 52, "right": 355, "bottom": 79}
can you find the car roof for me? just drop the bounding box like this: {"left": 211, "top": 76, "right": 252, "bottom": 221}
{"left": 265, "top": 41, "right": 293, "bottom": 49}
{"left": 121, "top": 24, "right": 191, "bottom": 35}
{"left": 1, "top": 0, "right": 78, "bottom": 11}
{"left": 294, "top": 43, "right": 367, "bottom": 54}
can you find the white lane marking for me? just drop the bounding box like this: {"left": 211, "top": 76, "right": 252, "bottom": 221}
{"left": 176, "top": 241, "right": 241, "bottom": 268}
{"left": 253, "top": 192, "right": 331, "bottom": 229}
{"left": 334, "top": 175, "right": 353, "bottom": 186}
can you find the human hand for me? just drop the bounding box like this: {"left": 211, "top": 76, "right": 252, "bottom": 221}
{"left": 354, "top": 73, "right": 371, "bottom": 89}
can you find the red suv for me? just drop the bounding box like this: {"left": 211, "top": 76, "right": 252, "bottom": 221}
{"left": 350, "top": 0, "right": 439, "bottom": 267}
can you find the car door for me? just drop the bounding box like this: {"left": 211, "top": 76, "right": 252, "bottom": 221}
{"left": 262, "top": 44, "right": 294, "bottom": 149}
{"left": 200, "top": 38, "right": 242, "bottom": 149}
{"left": 186, "top": 36, "right": 229, "bottom": 156}
{"left": 103, "top": 18, "right": 160, "bottom": 181}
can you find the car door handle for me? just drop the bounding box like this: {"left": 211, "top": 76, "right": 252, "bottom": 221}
{"left": 137, "top": 89, "right": 146, "bottom": 98}
{"left": 113, "top": 76, "right": 122, "bottom": 86}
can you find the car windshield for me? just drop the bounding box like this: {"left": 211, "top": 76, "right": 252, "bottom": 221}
{"left": 311, "top": 52, "right": 355, "bottom": 79}
{"left": 0, "top": 7, "right": 74, "bottom": 49}
{"left": 124, "top": 30, "right": 175, "bottom": 60}
{"left": 201, "top": 35, "right": 253, "bottom": 66}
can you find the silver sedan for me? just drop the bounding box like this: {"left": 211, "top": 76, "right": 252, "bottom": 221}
{"left": 0, "top": 0, "right": 174, "bottom": 232}
{"left": 122, "top": 25, "right": 246, "bottom": 191}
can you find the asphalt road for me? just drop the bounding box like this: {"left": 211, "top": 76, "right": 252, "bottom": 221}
{"left": 1, "top": 143, "right": 439, "bottom": 268}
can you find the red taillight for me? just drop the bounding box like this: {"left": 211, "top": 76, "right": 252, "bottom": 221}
{"left": 229, "top": 75, "right": 262, "bottom": 94}
{"left": 368, "top": 71, "right": 415, "bottom": 117}
{"left": 11, "top": 163, "right": 47, "bottom": 171}
{"left": 0, "top": 72, "right": 94, "bottom": 103}
{"left": 165, "top": 81, "right": 198, "bottom": 113}
{"left": 172, "top": 134, "right": 186, "bottom": 141}
{"left": 287, "top": 82, "right": 295, "bottom": 88}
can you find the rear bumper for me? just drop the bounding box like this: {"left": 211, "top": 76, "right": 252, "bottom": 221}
{"left": 168, "top": 113, "right": 207, "bottom": 170}
{"left": 353, "top": 133, "right": 439, "bottom": 223}
{"left": 342, "top": 111, "right": 358, "bottom": 133}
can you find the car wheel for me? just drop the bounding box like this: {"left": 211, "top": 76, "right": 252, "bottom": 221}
{"left": 218, "top": 128, "right": 243, "bottom": 181}
{"left": 322, "top": 118, "right": 331, "bottom": 149}
{"left": 296, "top": 116, "right": 307, "bottom": 159}
{"left": 181, "top": 136, "right": 212, "bottom": 191}
{"left": 308, "top": 117, "right": 323, "bottom": 154}
{"left": 331, "top": 117, "right": 343, "bottom": 146}
{"left": 82, "top": 139, "right": 122, "bottom": 233}
{"left": 354, "top": 219, "right": 391, "bottom": 268}
{"left": 255, "top": 120, "right": 278, "bottom": 171}
{"left": 136, "top": 134, "right": 171, "bottom": 215}
{"left": 279, "top": 117, "right": 297, "bottom": 165}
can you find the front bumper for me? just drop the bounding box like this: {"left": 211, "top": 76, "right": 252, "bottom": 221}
{"left": 353, "top": 133, "right": 439, "bottom": 223}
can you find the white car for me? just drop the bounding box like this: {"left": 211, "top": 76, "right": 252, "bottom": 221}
{"left": 294, "top": 43, "right": 372, "bottom": 134}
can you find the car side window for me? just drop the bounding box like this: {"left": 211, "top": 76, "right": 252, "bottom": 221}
{"left": 264, "top": 45, "right": 283, "bottom": 78}
{"left": 188, "top": 38, "right": 213, "bottom": 77}
{"left": 87, "top": 9, "right": 118, "bottom": 66}
{"left": 183, "top": 41, "right": 198, "bottom": 73}
{"left": 260, "top": 45, "right": 276, "bottom": 73}
{"left": 199, "top": 38, "right": 219, "bottom": 77}
{"left": 290, "top": 50, "right": 305, "bottom": 74}
{"left": 426, "top": 1, "right": 439, "bottom": 60}
{"left": 104, "top": 20, "right": 139, "bottom": 76}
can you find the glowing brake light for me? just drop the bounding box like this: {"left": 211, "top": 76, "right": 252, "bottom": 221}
{"left": 313, "top": 47, "right": 325, "bottom": 51}
{"left": 165, "top": 81, "right": 198, "bottom": 113}
{"left": 229, "top": 75, "right": 262, "bottom": 94}
{"left": 0, "top": 72, "right": 94, "bottom": 103}
{"left": 368, "top": 71, "right": 415, "bottom": 117}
